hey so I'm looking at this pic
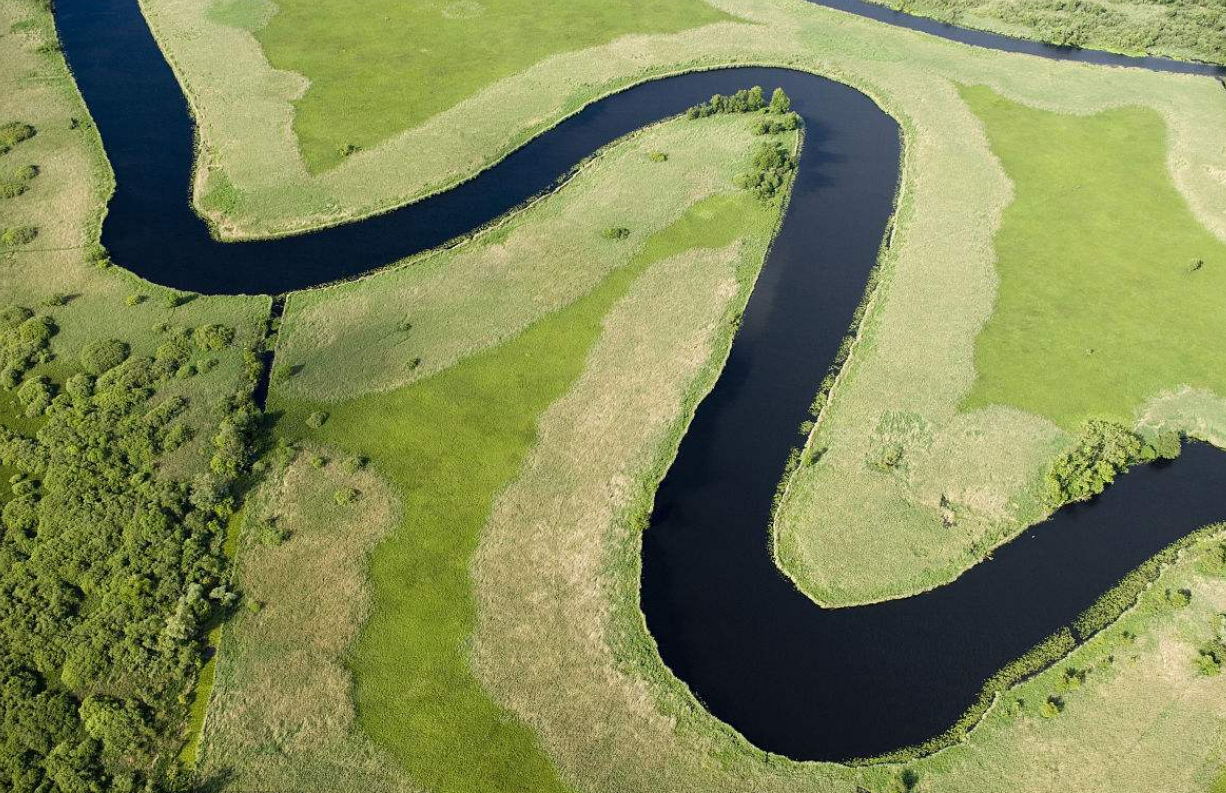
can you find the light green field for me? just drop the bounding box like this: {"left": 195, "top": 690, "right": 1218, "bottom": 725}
{"left": 243, "top": 0, "right": 732, "bottom": 170}
{"left": 962, "top": 85, "right": 1226, "bottom": 430}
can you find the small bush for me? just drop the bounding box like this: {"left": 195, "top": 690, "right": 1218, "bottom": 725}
{"left": 15, "top": 164, "right": 37, "bottom": 181}
{"left": 752, "top": 111, "right": 802, "bottom": 135}
{"left": 1165, "top": 587, "right": 1192, "bottom": 608}
{"left": 257, "top": 522, "right": 290, "bottom": 547}
{"left": 192, "top": 323, "right": 235, "bottom": 351}
{"left": 340, "top": 456, "right": 367, "bottom": 474}
{"left": 305, "top": 411, "right": 328, "bottom": 429}
{"left": 79, "top": 339, "right": 130, "bottom": 375}
{"left": 1196, "top": 646, "right": 1223, "bottom": 676}
{"left": 1, "top": 226, "right": 37, "bottom": 246}
{"left": 648, "top": 151, "right": 668, "bottom": 163}
{"left": 0, "top": 122, "right": 35, "bottom": 154}
{"left": 310, "top": 455, "right": 327, "bottom": 469}
{"left": 17, "top": 376, "right": 53, "bottom": 417}
{"left": 125, "top": 294, "right": 145, "bottom": 306}
{"left": 601, "top": 226, "right": 630, "bottom": 240}
{"left": 1038, "top": 695, "right": 1064, "bottom": 718}
{"left": 0, "top": 181, "right": 27, "bottom": 199}
{"left": 333, "top": 487, "right": 359, "bottom": 505}
{"left": 1150, "top": 429, "right": 1182, "bottom": 460}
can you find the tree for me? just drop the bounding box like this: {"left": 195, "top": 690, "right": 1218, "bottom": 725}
{"left": 769, "top": 87, "right": 792, "bottom": 114}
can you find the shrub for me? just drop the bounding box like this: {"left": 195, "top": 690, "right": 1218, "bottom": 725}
{"left": 0, "top": 122, "right": 35, "bottom": 154}
{"left": 1196, "top": 646, "right": 1223, "bottom": 676}
{"left": 0, "top": 180, "right": 27, "bottom": 199}
{"left": 648, "top": 151, "right": 668, "bottom": 163}
{"left": 192, "top": 323, "right": 235, "bottom": 351}
{"left": 125, "top": 294, "right": 145, "bottom": 306}
{"left": 17, "top": 376, "right": 53, "bottom": 417}
{"left": 1, "top": 225, "right": 37, "bottom": 246}
{"left": 752, "top": 111, "right": 802, "bottom": 135}
{"left": 735, "top": 141, "right": 796, "bottom": 201}
{"left": 1150, "top": 429, "right": 1182, "bottom": 460}
{"left": 1038, "top": 695, "right": 1064, "bottom": 718}
{"left": 1165, "top": 587, "right": 1192, "bottom": 608}
{"left": 257, "top": 522, "right": 290, "bottom": 547}
{"left": 79, "top": 338, "right": 130, "bottom": 375}
{"left": 334, "top": 487, "right": 359, "bottom": 505}
{"left": 601, "top": 226, "right": 630, "bottom": 240}
{"left": 310, "top": 455, "right": 327, "bottom": 469}
{"left": 305, "top": 411, "right": 328, "bottom": 429}
{"left": 340, "top": 455, "right": 366, "bottom": 474}
{"left": 15, "top": 164, "right": 37, "bottom": 181}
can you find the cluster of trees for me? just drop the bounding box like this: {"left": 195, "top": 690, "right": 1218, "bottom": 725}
{"left": 1045, "top": 420, "right": 1180, "bottom": 506}
{"left": 0, "top": 308, "right": 261, "bottom": 791}
{"left": 735, "top": 140, "right": 797, "bottom": 201}
{"left": 685, "top": 86, "right": 794, "bottom": 119}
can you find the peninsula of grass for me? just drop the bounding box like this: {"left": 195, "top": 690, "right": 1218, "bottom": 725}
{"left": 961, "top": 85, "right": 1226, "bottom": 430}
{"left": 244, "top": 0, "right": 733, "bottom": 170}
{"left": 271, "top": 191, "right": 775, "bottom": 793}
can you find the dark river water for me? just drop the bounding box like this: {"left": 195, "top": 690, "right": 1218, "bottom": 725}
{"left": 55, "top": 0, "right": 1226, "bottom": 763}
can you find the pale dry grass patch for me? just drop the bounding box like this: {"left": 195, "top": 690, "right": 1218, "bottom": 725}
{"left": 198, "top": 449, "right": 417, "bottom": 793}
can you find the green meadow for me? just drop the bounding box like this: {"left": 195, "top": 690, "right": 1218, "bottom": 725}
{"left": 273, "top": 191, "right": 775, "bottom": 793}
{"left": 248, "top": 0, "right": 732, "bottom": 170}
{"left": 962, "top": 85, "right": 1226, "bottom": 430}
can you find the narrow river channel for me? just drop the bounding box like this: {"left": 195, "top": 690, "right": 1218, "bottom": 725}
{"left": 54, "top": 0, "right": 1226, "bottom": 762}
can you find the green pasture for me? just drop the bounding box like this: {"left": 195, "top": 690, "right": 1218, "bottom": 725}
{"left": 962, "top": 85, "right": 1226, "bottom": 430}
{"left": 244, "top": 0, "right": 732, "bottom": 170}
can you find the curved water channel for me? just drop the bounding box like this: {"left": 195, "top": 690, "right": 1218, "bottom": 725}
{"left": 56, "top": 0, "right": 1226, "bottom": 763}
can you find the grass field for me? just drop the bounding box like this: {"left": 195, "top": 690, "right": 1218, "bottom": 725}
{"left": 772, "top": 75, "right": 1226, "bottom": 608}
{"left": 249, "top": 0, "right": 732, "bottom": 171}
{"left": 961, "top": 85, "right": 1226, "bottom": 430}
{"left": 252, "top": 117, "right": 790, "bottom": 793}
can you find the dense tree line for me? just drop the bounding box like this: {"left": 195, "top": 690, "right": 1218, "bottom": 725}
{"left": 1045, "top": 420, "right": 1180, "bottom": 506}
{"left": 893, "top": 0, "right": 1225, "bottom": 64}
{"left": 0, "top": 309, "right": 261, "bottom": 791}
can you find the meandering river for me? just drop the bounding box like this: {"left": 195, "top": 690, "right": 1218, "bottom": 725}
{"left": 55, "top": 0, "right": 1226, "bottom": 762}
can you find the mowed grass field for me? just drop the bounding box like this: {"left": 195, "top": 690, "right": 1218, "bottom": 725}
{"left": 244, "top": 0, "right": 732, "bottom": 170}
{"left": 961, "top": 85, "right": 1226, "bottom": 430}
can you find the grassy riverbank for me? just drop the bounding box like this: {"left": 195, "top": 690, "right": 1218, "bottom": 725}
{"left": 867, "top": 0, "right": 1226, "bottom": 66}
{"left": 198, "top": 117, "right": 792, "bottom": 793}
